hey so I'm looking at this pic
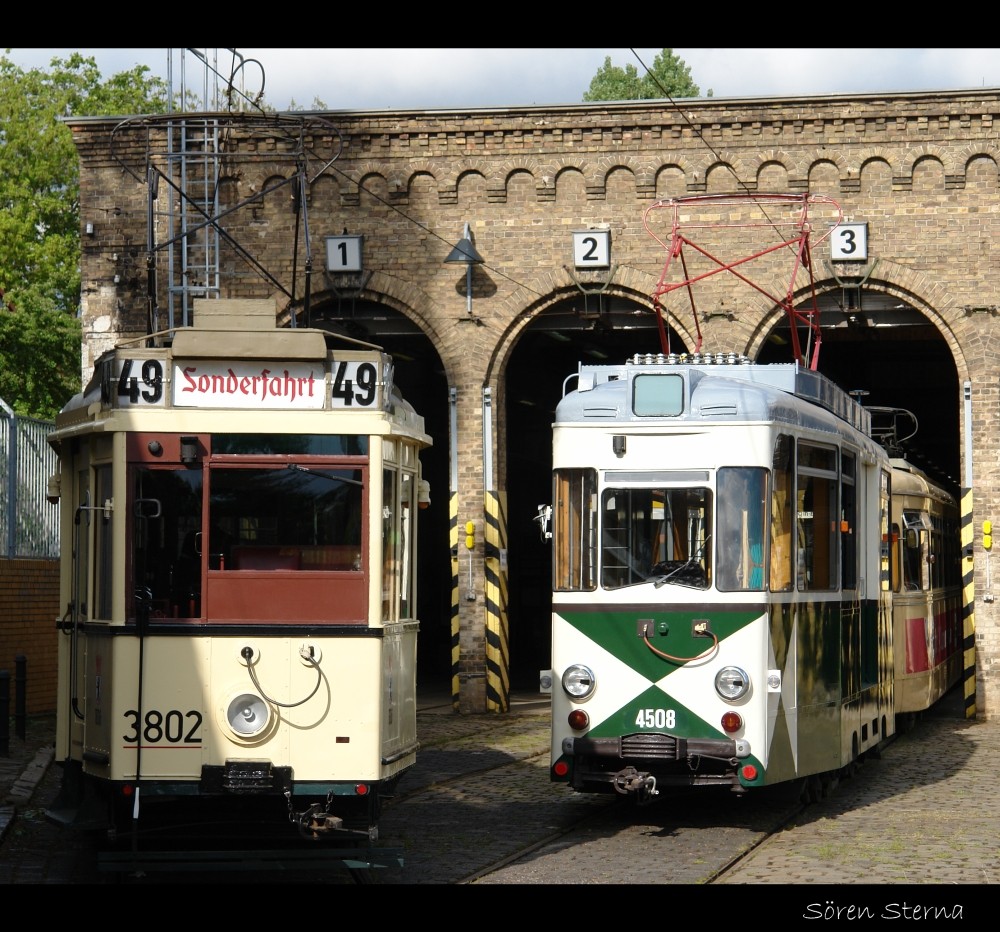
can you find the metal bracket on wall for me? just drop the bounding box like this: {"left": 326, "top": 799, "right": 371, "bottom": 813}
{"left": 824, "top": 259, "right": 879, "bottom": 313}
{"left": 563, "top": 264, "right": 617, "bottom": 319}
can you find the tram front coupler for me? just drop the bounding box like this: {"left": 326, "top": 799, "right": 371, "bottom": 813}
{"left": 293, "top": 802, "right": 344, "bottom": 840}
{"left": 612, "top": 767, "right": 659, "bottom": 805}
{"left": 287, "top": 797, "right": 377, "bottom": 843}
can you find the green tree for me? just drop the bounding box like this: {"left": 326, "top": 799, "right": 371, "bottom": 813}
{"left": 583, "top": 49, "right": 707, "bottom": 102}
{"left": 0, "top": 51, "right": 167, "bottom": 419}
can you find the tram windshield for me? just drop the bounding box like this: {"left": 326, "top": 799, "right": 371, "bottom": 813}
{"left": 130, "top": 457, "right": 365, "bottom": 622}
{"left": 601, "top": 485, "right": 711, "bottom": 589}
{"left": 553, "top": 467, "right": 768, "bottom": 592}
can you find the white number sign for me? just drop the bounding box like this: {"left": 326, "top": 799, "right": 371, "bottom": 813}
{"left": 573, "top": 230, "right": 611, "bottom": 268}
{"left": 831, "top": 222, "right": 868, "bottom": 261}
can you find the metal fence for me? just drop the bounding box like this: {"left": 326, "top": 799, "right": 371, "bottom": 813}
{"left": 0, "top": 398, "right": 58, "bottom": 558}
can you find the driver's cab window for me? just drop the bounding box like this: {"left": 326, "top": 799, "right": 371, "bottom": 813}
{"left": 600, "top": 485, "right": 710, "bottom": 589}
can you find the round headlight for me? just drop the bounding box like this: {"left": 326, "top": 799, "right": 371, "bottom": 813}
{"left": 714, "top": 666, "right": 750, "bottom": 701}
{"left": 226, "top": 692, "right": 271, "bottom": 737}
{"left": 561, "top": 664, "right": 596, "bottom": 700}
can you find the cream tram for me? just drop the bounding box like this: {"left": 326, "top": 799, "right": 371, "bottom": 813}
{"left": 46, "top": 300, "right": 430, "bottom": 853}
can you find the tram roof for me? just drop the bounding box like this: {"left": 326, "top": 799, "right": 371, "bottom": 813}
{"left": 557, "top": 354, "right": 871, "bottom": 437}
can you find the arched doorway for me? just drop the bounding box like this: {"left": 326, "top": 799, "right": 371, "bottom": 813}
{"left": 502, "top": 295, "right": 689, "bottom": 687}
{"left": 758, "top": 290, "right": 960, "bottom": 488}
{"left": 308, "top": 300, "right": 453, "bottom": 684}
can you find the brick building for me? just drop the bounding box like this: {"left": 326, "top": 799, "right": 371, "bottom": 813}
{"left": 66, "top": 87, "right": 1000, "bottom": 716}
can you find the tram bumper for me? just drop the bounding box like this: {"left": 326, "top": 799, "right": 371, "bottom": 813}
{"left": 563, "top": 733, "right": 751, "bottom": 795}
{"left": 201, "top": 760, "right": 293, "bottom": 794}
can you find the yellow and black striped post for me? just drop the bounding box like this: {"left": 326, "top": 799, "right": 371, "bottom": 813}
{"left": 484, "top": 490, "right": 510, "bottom": 712}
{"left": 449, "top": 491, "right": 461, "bottom": 711}
{"left": 960, "top": 486, "right": 977, "bottom": 719}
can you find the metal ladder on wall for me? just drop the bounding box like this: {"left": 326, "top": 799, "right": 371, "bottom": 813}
{"left": 164, "top": 117, "right": 221, "bottom": 329}
{"left": 162, "top": 50, "right": 226, "bottom": 329}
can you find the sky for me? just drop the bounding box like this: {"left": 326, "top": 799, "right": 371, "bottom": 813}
{"left": 5, "top": 48, "right": 1000, "bottom": 111}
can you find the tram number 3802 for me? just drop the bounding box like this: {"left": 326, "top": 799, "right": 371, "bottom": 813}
{"left": 636, "top": 708, "right": 676, "bottom": 729}
{"left": 123, "top": 709, "right": 204, "bottom": 745}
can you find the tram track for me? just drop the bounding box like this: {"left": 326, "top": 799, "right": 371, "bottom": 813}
{"left": 375, "top": 707, "right": 810, "bottom": 885}
{"left": 0, "top": 703, "right": 906, "bottom": 885}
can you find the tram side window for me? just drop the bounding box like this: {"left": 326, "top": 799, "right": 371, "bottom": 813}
{"left": 129, "top": 466, "right": 203, "bottom": 621}
{"left": 716, "top": 467, "right": 766, "bottom": 591}
{"left": 382, "top": 467, "right": 419, "bottom": 621}
{"left": 881, "top": 470, "right": 893, "bottom": 593}
{"left": 553, "top": 469, "right": 597, "bottom": 591}
{"left": 73, "top": 469, "right": 90, "bottom": 620}
{"left": 94, "top": 464, "right": 114, "bottom": 619}
{"left": 397, "top": 472, "right": 417, "bottom": 619}
{"left": 841, "top": 452, "right": 857, "bottom": 590}
{"left": 796, "top": 442, "right": 838, "bottom": 591}
{"left": 901, "top": 510, "right": 928, "bottom": 591}
{"left": 890, "top": 523, "right": 902, "bottom": 593}
{"left": 930, "top": 515, "right": 945, "bottom": 589}
{"left": 770, "top": 435, "right": 793, "bottom": 592}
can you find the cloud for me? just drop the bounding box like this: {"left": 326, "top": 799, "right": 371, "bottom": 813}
{"left": 6, "top": 48, "right": 999, "bottom": 111}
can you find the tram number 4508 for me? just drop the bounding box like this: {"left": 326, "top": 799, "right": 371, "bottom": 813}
{"left": 123, "top": 709, "right": 204, "bottom": 745}
{"left": 635, "top": 708, "right": 676, "bottom": 729}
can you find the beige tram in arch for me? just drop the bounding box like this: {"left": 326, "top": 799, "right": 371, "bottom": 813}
{"left": 45, "top": 300, "right": 431, "bottom": 851}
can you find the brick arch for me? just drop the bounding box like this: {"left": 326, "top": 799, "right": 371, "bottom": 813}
{"left": 829, "top": 146, "right": 897, "bottom": 177}
{"left": 337, "top": 161, "right": 388, "bottom": 201}
{"left": 958, "top": 143, "right": 1000, "bottom": 174}
{"left": 483, "top": 264, "right": 697, "bottom": 384}
{"left": 756, "top": 159, "right": 791, "bottom": 191}
{"left": 308, "top": 171, "right": 341, "bottom": 206}
{"left": 594, "top": 154, "right": 645, "bottom": 191}
{"left": 438, "top": 157, "right": 493, "bottom": 192}
{"left": 743, "top": 148, "right": 798, "bottom": 177}
{"left": 857, "top": 154, "right": 894, "bottom": 174}
{"left": 230, "top": 172, "right": 296, "bottom": 217}
{"left": 692, "top": 149, "right": 749, "bottom": 185}
{"left": 654, "top": 161, "right": 691, "bottom": 198}
{"left": 745, "top": 258, "right": 969, "bottom": 380}
{"left": 807, "top": 157, "right": 842, "bottom": 184}
{"left": 280, "top": 272, "right": 456, "bottom": 384}
{"left": 552, "top": 161, "right": 587, "bottom": 187}
{"left": 492, "top": 155, "right": 546, "bottom": 185}
{"left": 897, "top": 144, "right": 953, "bottom": 177}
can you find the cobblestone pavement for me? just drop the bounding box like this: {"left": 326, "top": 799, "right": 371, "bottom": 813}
{"left": 717, "top": 687, "right": 999, "bottom": 887}
{"left": 2, "top": 684, "right": 997, "bottom": 915}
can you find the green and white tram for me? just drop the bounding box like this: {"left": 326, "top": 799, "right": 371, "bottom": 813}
{"left": 543, "top": 353, "right": 898, "bottom": 800}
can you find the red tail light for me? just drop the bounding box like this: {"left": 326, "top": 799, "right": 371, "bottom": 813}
{"left": 568, "top": 709, "right": 589, "bottom": 730}
{"left": 721, "top": 711, "right": 742, "bottom": 733}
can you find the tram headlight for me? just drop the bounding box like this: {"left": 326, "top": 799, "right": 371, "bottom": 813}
{"left": 561, "top": 664, "right": 596, "bottom": 700}
{"left": 714, "top": 666, "right": 750, "bottom": 701}
{"left": 226, "top": 693, "right": 271, "bottom": 737}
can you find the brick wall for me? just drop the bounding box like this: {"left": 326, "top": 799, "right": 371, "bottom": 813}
{"left": 0, "top": 558, "right": 59, "bottom": 715}
{"left": 64, "top": 91, "right": 1000, "bottom": 716}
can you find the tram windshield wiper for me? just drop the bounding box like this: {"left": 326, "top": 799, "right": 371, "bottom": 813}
{"left": 647, "top": 535, "right": 711, "bottom": 589}
{"left": 286, "top": 463, "right": 363, "bottom": 487}
{"left": 647, "top": 561, "right": 708, "bottom": 589}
